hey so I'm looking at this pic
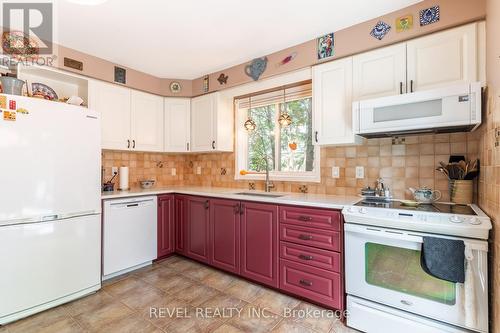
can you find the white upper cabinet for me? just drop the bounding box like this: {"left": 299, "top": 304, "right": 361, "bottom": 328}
{"left": 164, "top": 98, "right": 191, "bottom": 152}
{"left": 313, "top": 57, "right": 363, "bottom": 146}
{"left": 406, "top": 23, "right": 477, "bottom": 92}
{"left": 130, "top": 90, "right": 164, "bottom": 152}
{"left": 353, "top": 43, "right": 407, "bottom": 100}
{"left": 89, "top": 80, "right": 131, "bottom": 150}
{"left": 191, "top": 92, "right": 233, "bottom": 152}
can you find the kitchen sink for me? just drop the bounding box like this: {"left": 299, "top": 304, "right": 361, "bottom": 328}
{"left": 234, "top": 192, "right": 285, "bottom": 198}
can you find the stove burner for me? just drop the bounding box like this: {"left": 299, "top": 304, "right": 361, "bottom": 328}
{"left": 354, "top": 200, "right": 477, "bottom": 216}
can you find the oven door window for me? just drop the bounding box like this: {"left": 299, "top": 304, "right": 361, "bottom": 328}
{"left": 365, "top": 242, "right": 456, "bottom": 305}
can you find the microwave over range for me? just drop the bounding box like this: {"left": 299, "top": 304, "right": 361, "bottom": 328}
{"left": 352, "top": 82, "right": 482, "bottom": 138}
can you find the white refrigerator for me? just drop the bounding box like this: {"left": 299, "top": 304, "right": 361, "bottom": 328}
{"left": 0, "top": 94, "right": 102, "bottom": 324}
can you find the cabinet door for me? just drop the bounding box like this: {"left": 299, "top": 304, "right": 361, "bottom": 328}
{"left": 157, "top": 194, "right": 174, "bottom": 258}
{"left": 191, "top": 93, "right": 215, "bottom": 152}
{"left": 186, "top": 196, "right": 210, "bottom": 263}
{"left": 240, "top": 202, "right": 278, "bottom": 288}
{"left": 353, "top": 43, "right": 407, "bottom": 100}
{"left": 313, "top": 57, "right": 361, "bottom": 146}
{"left": 164, "top": 98, "right": 191, "bottom": 152}
{"left": 407, "top": 23, "right": 477, "bottom": 92}
{"left": 174, "top": 195, "right": 186, "bottom": 254}
{"left": 89, "top": 80, "right": 131, "bottom": 150}
{"left": 130, "top": 90, "right": 164, "bottom": 152}
{"left": 210, "top": 199, "right": 240, "bottom": 274}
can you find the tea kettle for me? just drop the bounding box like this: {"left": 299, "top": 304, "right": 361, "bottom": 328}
{"left": 408, "top": 187, "right": 441, "bottom": 204}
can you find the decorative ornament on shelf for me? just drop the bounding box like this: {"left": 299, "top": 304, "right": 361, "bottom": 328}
{"left": 317, "top": 33, "right": 334, "bottom": 60}
{"left": 288, "top": 142, "right": 297, "bottom": 151}
{"left": 203, "top": 75, "right": 209, "bottom": 93}
{"left": 169, "top": 81, "right": 181, "bottom": 93}
{"left": 217, "top": 73, "right": 228, "bottom": 85}
{"left": 276, "top": 52, "right": 297, "bottom": 67}
{"left": 244, "top": 95, "right": 256, "bottom": 131}
{"left": 396, "top": 14, "right": 413, "bottom": 32}
{"left": 420, "top": 5, "right": 440, "bottom": 26}
{"left": 370, "top": 21, "right": 391, "bottom": 40}
{"left": 244, "top": 57, "right": 267, "bottom": 81}
{"left": 278, "top": 87, "right": 292, "bottom": 127}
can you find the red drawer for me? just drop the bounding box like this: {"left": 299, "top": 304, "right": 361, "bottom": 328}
{"left": 280, "top": 241, "right": 341, "bottom": 272}
{"left": 280, "top": 259, "right": 343, "bottom": 309}
{"left": 279, "top": 206, "right": 341, "bottom": 231}
{"left": 280, "top": 224, "right": 341, "bottom": 252}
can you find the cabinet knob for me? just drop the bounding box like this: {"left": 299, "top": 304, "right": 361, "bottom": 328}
{"left": 298, "top": 215, "right": 312, "bottom": 222}
{"left": 399, "top": 82, "right": 403, "bottom": 94}
{"left": 212, "top": 141, "right": 216, "bottom": 149}
{"left": 314, "top": 131, "right": 318, "bottom": 143}
{"left": 186, "top": 142, "right": 190, "bottom": 151}
{"left": 132, "top": 140, "right": 136, "bottom": 149}
{"left": 239, "top": 203, "right": 244, "bottom": 215}
{"left": 204, "top": 200, "right": 209, "bottom": 209}
{"left": 127, "top": 139, "right": 130, "bottom": 148}
{"left": 410, "top": 80, "right": 414, "bottom": 93}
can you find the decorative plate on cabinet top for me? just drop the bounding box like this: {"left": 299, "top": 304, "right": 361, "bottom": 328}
{"left": 31, "top": 82, "right": 58, "bottom": 100}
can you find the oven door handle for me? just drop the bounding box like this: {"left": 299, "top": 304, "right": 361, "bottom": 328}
{"left": 345, "top": 223, "right": 423, "bottom": 243}
{"left": 344, "top": 223, "right": 489, "bottom": 251}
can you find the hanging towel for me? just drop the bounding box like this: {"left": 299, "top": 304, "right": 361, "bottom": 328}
{"left": 420, "top": 236, "right": 465, "bottom": 283}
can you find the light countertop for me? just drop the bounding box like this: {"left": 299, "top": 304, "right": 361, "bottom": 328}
{"left": 101, "top": 186, "right": 361, "bottom": 210}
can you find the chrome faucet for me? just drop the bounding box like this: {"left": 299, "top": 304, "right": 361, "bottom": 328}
{"left": 262, "top": 156, "right": 275, "bottom": 192}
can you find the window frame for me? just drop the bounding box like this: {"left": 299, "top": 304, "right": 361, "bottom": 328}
{"left": 235, "top": 93, "right": 320, "bottom": 183}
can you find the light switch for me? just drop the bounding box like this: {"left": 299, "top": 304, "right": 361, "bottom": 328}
{"left": 355, "top": 166, "right": 364, "bottom": 179}
{"left": 332, "top": 166, "right": 340, "bottom": 178}
{"left": 171, "top": 168, "right": 176, "bottom": 176}
{"left": 196, "top": 166, "right": 201, "bottom": 175}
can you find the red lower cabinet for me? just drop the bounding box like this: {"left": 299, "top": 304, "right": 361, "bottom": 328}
{"left": 157, "top": 194, "right": 174, "bottom": 258}
{"left": 186, "top": 196, "right": 210, "bottom": 263}
{"left": 210, "top": 199, "right": 240, "bottom": 274}
{"left": 240, "top": 202, "right": 278, "bottom": 288}
{"left": 280, "top": 259, "right": 343, "bottom": 310}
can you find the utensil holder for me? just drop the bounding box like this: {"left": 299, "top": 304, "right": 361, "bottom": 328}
{"left": 449, "top": 180, "right": 473, "bottom": 204}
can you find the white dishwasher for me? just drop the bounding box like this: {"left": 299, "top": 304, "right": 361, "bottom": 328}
{"left": 103, "top": 196, "right": 157, "bottom": 280}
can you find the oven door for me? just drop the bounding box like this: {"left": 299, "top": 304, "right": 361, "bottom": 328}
{"left": 345, "top": 223, "right": 488, "bottom": 333}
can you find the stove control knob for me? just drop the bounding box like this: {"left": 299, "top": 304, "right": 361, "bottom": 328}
{"left": 449, "top": 215, "right": 463, "bottom": 223}
{"left": 468, "top": 217, "right": 481, "bottom": 225}
{"left": 359, "top": 208, "right": 368, "bottom": 214}
{"left": 347, "top": 206, "right": 357, "bottom": 213}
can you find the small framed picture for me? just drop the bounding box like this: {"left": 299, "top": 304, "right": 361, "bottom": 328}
{"left": 317, "top": 33, "right": 334, "bottom": 60}
{"left": 114, "top": 66, "right": 126, "bottom": 84}
{"left": 203, "top": 75, "right": 209, "bottom": 93}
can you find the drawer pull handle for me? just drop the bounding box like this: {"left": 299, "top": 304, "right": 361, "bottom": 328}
{"left": 298, "top": 254, "right": 314, "bottom": 260}
{"left": 298, "top": 234, "right": 313, "bottom": 240}
{"left": 299, "top": 279, "right": 313, "bottom": 287}
{"left": 298, "top": 216, "right": 312, "bottom": 222}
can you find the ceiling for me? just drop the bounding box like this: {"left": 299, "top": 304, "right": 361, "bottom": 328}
{"left": 56, "top": 0, "right": 422, "bottom": 79}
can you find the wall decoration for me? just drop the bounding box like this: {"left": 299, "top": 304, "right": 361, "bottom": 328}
{"left": 276, "top": 52, "right": 297, "bottom": 67}
{"left": 396, "top": 15, "right": 413, "bottom": 32}
{"left": 31, "top": 83, "right": 58, "bottom": 100}
{"left": 370, "top": 21, "right": 391, "bottom": 40}
{"left": 317, "top": 33, "right": 334, "bottom": 60}
{"left": 203, "top": 75, "right": 209, "bottom": 92}
{"left": 63, "top": 57, "right": 83, "bottom": 71}
{"left": 420, "top": 5, "right": 440, "bottom": 26}
{"left": 169, "top": 81, "right": 181, "bottom": 93}
{"left": 217, "top": 73, "right": 228, "bottom": 85}
{"left": 114, "top": 66, "right": 126, "bottom": 84}
{"left": 245, "top": 57, "right": 268, "bottom": 81}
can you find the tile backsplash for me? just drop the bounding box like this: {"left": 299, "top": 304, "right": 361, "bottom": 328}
{"left": 102, "top": 132, "right": 479, "bottom": 201}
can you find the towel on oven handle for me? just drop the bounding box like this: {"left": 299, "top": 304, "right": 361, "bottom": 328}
{"left": 420, "top": 236, "right": 465, "bottom": 283}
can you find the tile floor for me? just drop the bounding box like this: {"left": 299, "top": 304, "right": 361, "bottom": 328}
{"left": 1, "top": 255, "right": 358, "bottom": 333}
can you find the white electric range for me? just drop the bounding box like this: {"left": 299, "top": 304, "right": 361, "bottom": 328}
{"left": 342, "top": 200, "right": 492, "bottom": 333}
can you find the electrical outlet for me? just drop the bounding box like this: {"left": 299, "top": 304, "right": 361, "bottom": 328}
{"left": 355, "top": 166, "right": 364, "bottom": 179}
{"left": 111, "top": 166, "right": 118, "bottom": 175}
{"left": 196, "top": 166, "right": 201, "bottom": 175}
{"left": 171, "top": 168, "right": 176, "bottom": 176}
{"left": 332, "top": 166, "right": 340, "bottom": 178}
